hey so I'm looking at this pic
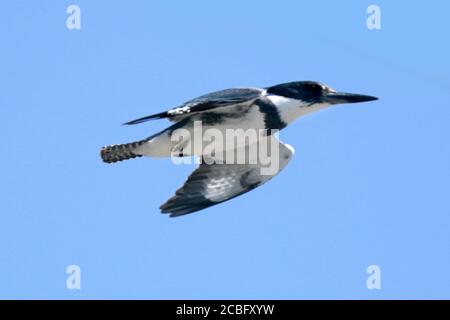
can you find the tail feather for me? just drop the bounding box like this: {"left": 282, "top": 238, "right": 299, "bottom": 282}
{"left": 100, "top": 140, "right": 147, "bottom": 163}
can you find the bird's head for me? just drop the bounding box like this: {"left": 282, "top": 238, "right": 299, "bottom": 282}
{"left": 267, "top": 81, "right": 378, "bottom": 107}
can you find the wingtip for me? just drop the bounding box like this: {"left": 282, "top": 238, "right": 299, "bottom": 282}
{"left": 159, "top": 208, "right": 184, "bottom": 218}
{"left": 160, "top": 204, "right": 176, "bottom": 216}
{"left": 122, "top": 119, "right": 142, "bottom": 125}
{"left": 160, "top": 203, "right": 203, "bottom": 218}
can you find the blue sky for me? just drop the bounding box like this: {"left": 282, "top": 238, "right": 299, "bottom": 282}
{"left": 1, "top": 0, "right": 449, "bottom": 299}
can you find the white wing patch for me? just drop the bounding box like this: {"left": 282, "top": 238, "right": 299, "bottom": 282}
{"left": 167, "top": 105, "right": 191, "bottom": 116}
{"left": 204, "top": 176, "right": 239, "bottom": 202}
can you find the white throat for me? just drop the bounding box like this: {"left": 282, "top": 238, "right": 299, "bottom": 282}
{"left": 266, "top": 94, "right": 330, "bottom": 124}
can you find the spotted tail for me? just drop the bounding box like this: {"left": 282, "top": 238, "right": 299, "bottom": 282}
{"left": 100, "top": 140, "right": 147, "bottom": 163}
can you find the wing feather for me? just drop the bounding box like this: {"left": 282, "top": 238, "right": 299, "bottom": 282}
{"left": 160, "top": 138, "right": 294, "bottom": 217}
{"left": 124, "top": 88, "right": 264, "bottom": 125}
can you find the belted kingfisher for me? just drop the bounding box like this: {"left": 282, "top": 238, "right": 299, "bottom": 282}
{"left": 101, "top": 81, "right": 377, "bottom": 217}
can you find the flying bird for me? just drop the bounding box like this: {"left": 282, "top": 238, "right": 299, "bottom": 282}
{"left": 101, "top": 81, "right": 377, "bottom": 217}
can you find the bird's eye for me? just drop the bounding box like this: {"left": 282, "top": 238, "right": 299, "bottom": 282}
{"left": 308, "top": 84, "right": 323, "bottom": 93}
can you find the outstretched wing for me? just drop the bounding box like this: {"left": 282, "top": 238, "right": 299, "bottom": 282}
{"left": 124, "top": 88, "right": 264, "bottom": 125}
{"left": 160, "top": 138, "right": 295, "bottom": 217}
